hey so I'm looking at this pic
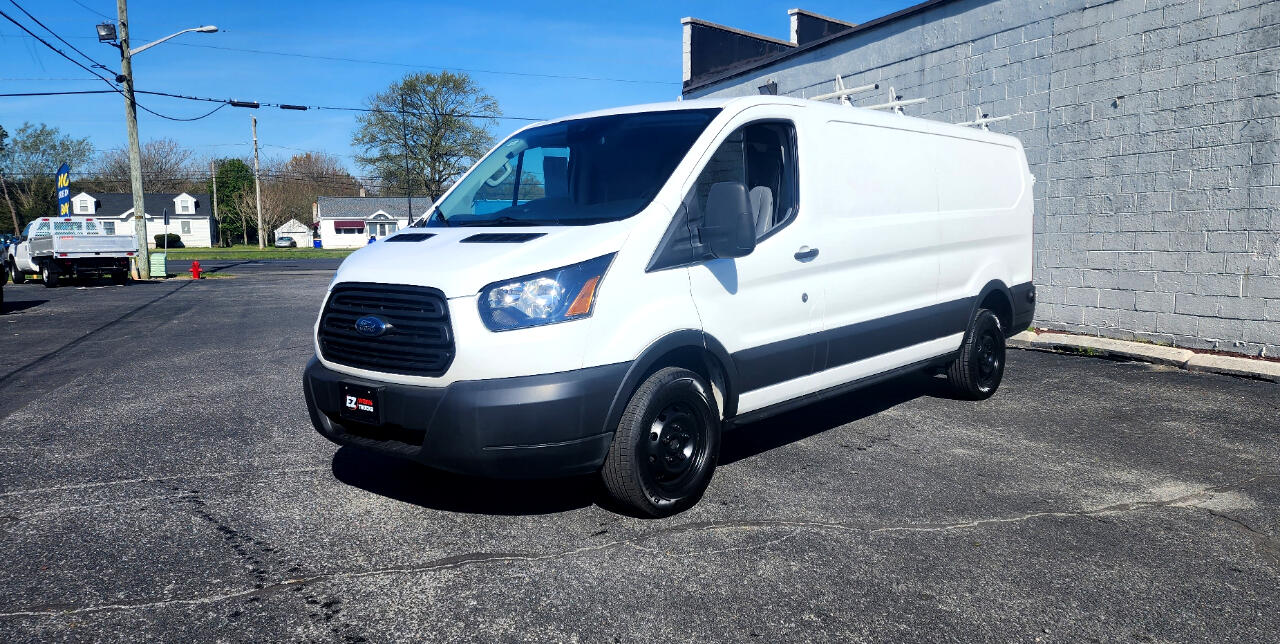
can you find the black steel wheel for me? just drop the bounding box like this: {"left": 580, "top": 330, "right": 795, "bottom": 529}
{"left": 946, "top": 308, "right": 1005, "bottom": 399}
{"left": 602, "top": 367, "right": 720, "bottom": 517}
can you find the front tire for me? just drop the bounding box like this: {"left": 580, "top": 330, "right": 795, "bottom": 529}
{"left": 602, "top": 367, "right": 720, "bottom": 518}
{"left": 9, "top": 262, "right": 25, "bottom": 285}
{"left": 40, "top": 262, "right": 59, "bottom": 288}
{"left": 946, "top": 309, "right": 1006, "bottom": 399}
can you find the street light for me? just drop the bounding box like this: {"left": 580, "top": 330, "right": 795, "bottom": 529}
{"left": 128, "top": 25, "right": 218, "bottom": 56}
{"left": 96, "top": 23, "right": 116, "bottom": 42}
{"left": 104, "top": 1, "right": 217, "bottom": 279}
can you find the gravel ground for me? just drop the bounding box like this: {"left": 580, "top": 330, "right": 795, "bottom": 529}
{"left": 0, "top": 265, "right": 1276, "bottom": 642}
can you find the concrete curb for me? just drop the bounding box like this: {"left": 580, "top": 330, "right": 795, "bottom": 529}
{"left": 1185, "top": 354, "right": 1280, "bottom": 383}
{"left": 1010, "top": 330, "right": 1280, "bottom": 383}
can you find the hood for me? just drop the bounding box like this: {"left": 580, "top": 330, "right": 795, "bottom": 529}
{"left": 331, "top": 222, "right": 633, "bottom": 298}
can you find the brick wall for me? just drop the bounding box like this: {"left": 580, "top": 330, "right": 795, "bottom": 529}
{"left": 685, "top": 0, "right": 1280, "bottom": 357}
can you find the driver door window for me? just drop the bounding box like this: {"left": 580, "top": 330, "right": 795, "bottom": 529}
{"left": 690, "top": 121, "right": 798, "bottom": 241}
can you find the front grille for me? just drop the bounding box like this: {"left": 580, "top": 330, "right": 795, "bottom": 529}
{"left": 318, "top": 282, "right": 454, "bottom": 377}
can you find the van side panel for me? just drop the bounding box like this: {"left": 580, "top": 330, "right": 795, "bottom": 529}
{"left": 817, "top": 120, "right": 942, "bottom": 337}
{"left": 933, "top": 133, "right": 1034, "bottom": 326}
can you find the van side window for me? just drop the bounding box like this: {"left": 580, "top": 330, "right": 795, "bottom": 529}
{"left": 690, "top": 121, "right": 798, "bottom": 241}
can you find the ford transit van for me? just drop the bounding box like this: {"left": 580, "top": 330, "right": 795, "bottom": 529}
{"left": 304, "top": 96, "right": 1035, "bottom": 517}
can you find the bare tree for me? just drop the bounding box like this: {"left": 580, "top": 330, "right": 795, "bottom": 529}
{"left": 91, "top": 137, "right": 198, "bottom": 193}
{"left": 241, "top": 152, "right": 361, "bottom": 242}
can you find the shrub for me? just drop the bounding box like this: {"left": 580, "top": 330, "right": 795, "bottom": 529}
{"left": 154, "top": 233, "right": 184, "bottom": 248}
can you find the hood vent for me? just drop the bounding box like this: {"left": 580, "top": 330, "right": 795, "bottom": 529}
{"left": 386, "top": 233, "right": 435, "bottom": 242}
{"left": 460, "top": 233, "right": 546, "bottom": 243}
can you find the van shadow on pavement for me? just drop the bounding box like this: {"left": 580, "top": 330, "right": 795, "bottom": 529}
{"left": 0, "top": 298, "right": 48, "bottom": 313}
{"left": 332, "top": 368, "right": 951, "bottom": 516}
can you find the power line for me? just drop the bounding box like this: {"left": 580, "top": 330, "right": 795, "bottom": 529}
{"left": 8, "top": 0, "right": 110, "bottom": 71}
{"left": 0, "top": 87, "right": 546, "bottom": 121}
{"left": 0, "top": 76, "right": 103, "bottom": 80}
{"left": 0, "top": 6, "right": 228, "bottom": 121}
{"left": 169, "top": 42, "right": 680, "bottom": 85}
{"left": 1, "top": 29, "right": 679, "bottom": 86}
{"left": 69, "top": 0, "right": 112, "bottom": 20}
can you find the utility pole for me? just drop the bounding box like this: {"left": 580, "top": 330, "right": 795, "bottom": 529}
{"left": 400, "top": 91, "right": 413, "bottom": 223}
{"left": 251, "top": 116, "right": 264, "bottom": 248}
{"left": 117, "top": 0, "right": 150, "bottom": 278}
{"left": 209, "top": 159, "right": 219, "bottom": 246}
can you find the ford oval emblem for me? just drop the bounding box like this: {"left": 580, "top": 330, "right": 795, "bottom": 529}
{"left": 355, "top": 316, "right": 389, "bottom": 337}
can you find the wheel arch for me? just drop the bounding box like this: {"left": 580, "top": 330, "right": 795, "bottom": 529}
{"left": 971, "top": 279, "right": 1014, "bottom": 335}
{"left": 601, "top": 330, "right": 739, "bottom": 438}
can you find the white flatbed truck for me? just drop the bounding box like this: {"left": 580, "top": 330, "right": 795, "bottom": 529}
{"left": 5, "top": 216, "right": 139, "bottom": 287}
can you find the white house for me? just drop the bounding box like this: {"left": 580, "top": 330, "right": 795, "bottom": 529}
{"left": 314, "top": 196, "right": 420, "bottom": 249}
{"left": 273, "top": 218, "right": 312, "bottom": 246}
{"left": 70, "top": 192, "right": 216, "bottom": 248}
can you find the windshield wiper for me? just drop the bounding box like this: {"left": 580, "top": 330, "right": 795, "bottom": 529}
{"left": 456, "top": 216, "right": 560, "bottom": 227}
{"left": 430, "top": 207, "right": 450, "bottom": 227}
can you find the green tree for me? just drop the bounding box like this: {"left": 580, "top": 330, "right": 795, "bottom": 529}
{"left": 352, "top": 71, "right": 500, "bottom": 202}
{"left": 0, "top": 122, "right": 92, "bottom": 233}
{"left": 0, "top": 125, "right": 17, "bottom": 234}
{"left": 208, "top": 158, "right": 254, "bottom": 245}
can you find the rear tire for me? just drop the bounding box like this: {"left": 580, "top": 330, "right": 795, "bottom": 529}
{"left": 9, "top": 262, "right": 25, "bottom": 285}
{"left": 111, "top": 271, "right": 127, "bottom": 285}
{"left": 946, "top": 308, "right": 1006, "bottom": 400}
{"left": 601, "top": 367, "right": 720, "bottom": 518}
{"left": 40, "top": 263, "right": 59, "bottom": 288}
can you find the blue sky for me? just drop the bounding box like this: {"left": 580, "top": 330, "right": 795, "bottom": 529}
{"left": 2, "top": 0, "right": 915, "bottom": 178}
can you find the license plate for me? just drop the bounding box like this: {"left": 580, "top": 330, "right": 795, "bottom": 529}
{"left": 339, "top": 383, "right": 381, "bottom": 424}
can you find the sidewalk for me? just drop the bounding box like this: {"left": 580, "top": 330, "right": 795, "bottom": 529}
{"left": 1008, "top": 330, "right": 1280, "bottom": 383}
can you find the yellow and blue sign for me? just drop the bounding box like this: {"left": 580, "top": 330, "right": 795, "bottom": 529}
{"left": 56, "top": 163, "right": 71, "bottom": 217}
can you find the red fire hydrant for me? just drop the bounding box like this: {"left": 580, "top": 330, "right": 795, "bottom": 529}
{"left": 189, "top": 261, "right": 202, "bottom": 280}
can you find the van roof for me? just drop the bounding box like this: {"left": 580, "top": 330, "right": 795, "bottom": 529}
{"left": 537, "top": 95, "right": 1023, "bottom": 147}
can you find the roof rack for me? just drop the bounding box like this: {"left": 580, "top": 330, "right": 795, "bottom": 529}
{"left": 863, "top": 86, "right": 927, "bottom": 114}
{"left": 810, "top": 75, "right": 878, "bottom": 104}
{"left": 955, "top": 107, "right": 1012, "bottom": 130}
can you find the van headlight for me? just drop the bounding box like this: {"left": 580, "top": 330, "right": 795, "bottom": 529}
{"left": 478, "top": 254, "right": 615, "bottom": 331}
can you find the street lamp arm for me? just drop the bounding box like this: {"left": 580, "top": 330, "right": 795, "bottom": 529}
{"left": 128, "top": 25, "right": 217, "bottom": 56}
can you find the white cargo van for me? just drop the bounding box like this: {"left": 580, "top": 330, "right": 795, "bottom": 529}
{"left": 304, "top": 96, "right": 1034, "bottom": 516}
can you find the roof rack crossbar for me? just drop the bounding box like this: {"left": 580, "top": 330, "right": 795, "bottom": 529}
{"left": 955, "top": 107, "right": 1013, "bottom": 130}
{"left": 810, "top": 75, "right": 878, "bottom": 104}
{"left": 864, "top": 86, "right": 927, "bottom": 113}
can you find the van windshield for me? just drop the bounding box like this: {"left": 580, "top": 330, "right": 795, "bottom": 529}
{"left": 427, "top": 108, "right": 720, "bottom": 227}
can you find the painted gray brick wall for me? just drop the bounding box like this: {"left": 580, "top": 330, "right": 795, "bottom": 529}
{"left": 685, "top": 0, "right": 1280, "bottom": 357}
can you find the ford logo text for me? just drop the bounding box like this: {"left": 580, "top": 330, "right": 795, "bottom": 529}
{"left": 355, "top": 316, "right": 390, "bottom": 337}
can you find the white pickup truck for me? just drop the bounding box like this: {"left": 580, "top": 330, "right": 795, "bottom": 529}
{"left": 5, "top": 216, "right": 138, "bottom": 287}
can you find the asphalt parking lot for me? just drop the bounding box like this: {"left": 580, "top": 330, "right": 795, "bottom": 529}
{"left": 0, "top": 264, "right": 1276, "bottom": 642}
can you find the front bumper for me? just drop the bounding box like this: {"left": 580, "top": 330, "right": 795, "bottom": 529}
{"left": 303, "top": 357, "right": 628, "bottom": 478}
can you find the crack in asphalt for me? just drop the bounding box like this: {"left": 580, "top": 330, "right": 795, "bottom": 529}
{"left": 1201, "top": 508, "right": 1280, "bottom": 566}
{"left": 0, "top": 466, "right": 329, "bottom": 499}
{"left": 2, "top": 473, "right": 1274, "bottom": 620}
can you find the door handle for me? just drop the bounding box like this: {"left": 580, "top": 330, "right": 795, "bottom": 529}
{"left": 794, "top": 246, "right": 819, "bottom": 261}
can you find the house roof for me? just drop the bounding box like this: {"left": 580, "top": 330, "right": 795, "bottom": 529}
{"left": 274, "top": 218, "right": 311, "bottom": 233}
{"left": 82, "top": 192, "right": 211, "bottom": 218}
{"left": 315, "top": 196, "right": 426, "bottom": 219}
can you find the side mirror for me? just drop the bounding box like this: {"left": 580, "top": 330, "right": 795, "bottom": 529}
{"left": 700, "top": 182, "right": 756, "bottom": 259}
